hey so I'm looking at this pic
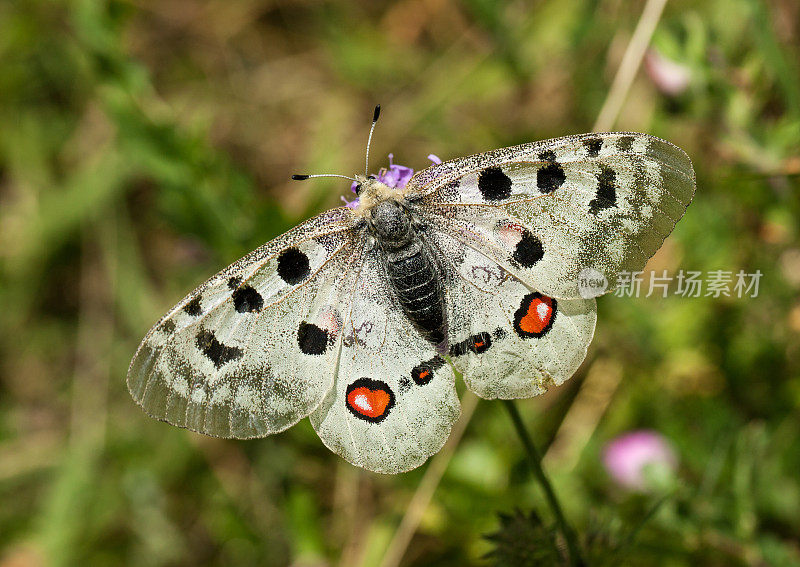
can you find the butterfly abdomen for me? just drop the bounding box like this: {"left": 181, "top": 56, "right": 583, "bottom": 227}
{"left": 384, "top": 240, "right": 445, "bottom": 345}
{"left": 370, "top": 200, "right": 446, "bottom": 345}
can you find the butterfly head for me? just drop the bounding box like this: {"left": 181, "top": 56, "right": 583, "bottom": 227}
{"left": 350, "top": 174, "right": 404, "bottom": 217}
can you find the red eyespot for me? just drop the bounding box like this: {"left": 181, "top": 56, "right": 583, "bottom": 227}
{"left": 513, "top": 293, "right": 557, "bottom": 338}
{"left": 411, "top": 356, "right": 445, "bottom": 386}
{"left": 346, "top": 378, "right": 395, "bottom": 423}
{"left": 412, "top": 365, "right": 433, "bottom": 385}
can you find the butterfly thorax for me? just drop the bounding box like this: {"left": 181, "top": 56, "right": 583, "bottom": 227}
{"left": 369, "top": 200, "right": 416, "bottom": 249}
{"left": 356, "top": 180, "right": 446, "bottom": 346}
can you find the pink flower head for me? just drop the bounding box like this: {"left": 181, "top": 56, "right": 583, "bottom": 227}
{"left": 344, "top": 154, "right": 441, "bottom": 209}
{"left": 602, "top": 430, "right": 678, "bottom": 491}
{"left": 644, "top": 48, "right": 691, "bottom": 96}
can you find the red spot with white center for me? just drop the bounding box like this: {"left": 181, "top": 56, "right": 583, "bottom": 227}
{"left": 513, "top": 293, "right": 557, "bottom": 338}
{"left": 345, "top": 378, "right": 395, "bottom": 423}
{"left": 349, "top": 390, "right": 386, "bottom": 416}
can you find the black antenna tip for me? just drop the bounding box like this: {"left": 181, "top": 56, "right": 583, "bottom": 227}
{"left": 373, "top": 104, "right": 381, "bottom": 123}
{"left": 291, "top": 174, "right": 309, "bottom": 181}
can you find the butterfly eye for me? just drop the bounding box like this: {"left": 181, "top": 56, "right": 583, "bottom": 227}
{"left": 367, "top": 175, "right": 376, "bottom": 180}
{"left": 355, "top": 183, "right": 363, "bottom": 195}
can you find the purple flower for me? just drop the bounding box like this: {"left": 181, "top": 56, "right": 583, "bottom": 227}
{"left": 342, "top": 194, "right": 360, "bottom": 209}
{"left": 344, "top": 154, "right": 442, "bottom": 209}
{"left": 602, "top": 430, "right": 678, "bottom": 491}
{"left": 378, "top": 153, "right": 414, "bottom": 189}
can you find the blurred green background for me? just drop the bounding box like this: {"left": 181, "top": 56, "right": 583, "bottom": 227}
{"left": 1, "top": 0, "right": 799, "bottom": 565}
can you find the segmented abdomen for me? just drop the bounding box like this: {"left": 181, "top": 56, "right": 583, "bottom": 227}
{"left": 384, "top": 238, "right": 445, "bottom": 345}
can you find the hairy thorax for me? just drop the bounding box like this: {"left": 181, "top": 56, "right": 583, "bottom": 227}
{"left": 352, "top": 176, "right": 413, "bottom": 218}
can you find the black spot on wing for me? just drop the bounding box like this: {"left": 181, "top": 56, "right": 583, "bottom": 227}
{"left": 196, "top": 330, "right": 243, "bottom": 368}
{"left": 478, "top": 167, "right": 512, "bottom": 201}
{"left": 584, "top": 137, "right": 603, "bottom": 157}
{"left": 160, "top": 319, "right": 176, "bottom": 334}
{"left": 512, "top": 230, "right": 544, "bottom": 267}
{"left": 232, "top": 285, "right": 264, "bottom": 313}
{"left": 589, "top": 165, "right": 617, "bottom": 214}
{"left": 449, "top": 339, "right": 469, "bottom": 357}
{"left": 183, "top": 296, "right": 202, "bottom": 316}
{"left": 277, "top": 247, "right": 311, "bottom": 285}
{"left": 227, "top": 276, "right": 242, "bottom": 290}
{"left": 449, "top": 332, "right": 493, "bottom": 357}
{"left": 411, "top": 355, "right": 446, "bottom": 386}
{"left": 617, "top": 135, "right": 635, "bottom": 152}
{"left": 536, "top": 152, "right": 566, "bottom": 194}
{"left": 297, "top": 321, "right": 329, "bottom": 355}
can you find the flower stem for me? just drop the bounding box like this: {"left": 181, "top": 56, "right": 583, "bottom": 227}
{"left": 502, "top": 400, "right": 585, "bottom": 567}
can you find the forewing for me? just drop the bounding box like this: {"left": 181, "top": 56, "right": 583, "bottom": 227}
{"left": 427, "top": 229, "right": 596, "bottom": 399}
{"left": 407, "top": 132, "right": 695, "bottom": 298}
{"left": 127, "top": 208, "right": 363, "bottom": 438}
{"left": 310, "top": 247, "right": 460, "bottom": 474}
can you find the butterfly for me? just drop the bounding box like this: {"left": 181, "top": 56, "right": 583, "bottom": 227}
{"left": 128, "top": 106, "right": 695, "bottom": 474}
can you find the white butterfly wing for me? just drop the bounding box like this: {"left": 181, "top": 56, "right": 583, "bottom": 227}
{"left": 127, "top": 209, "right": 363, "bottom": 438}
{"left": 129, "top": 130, "right": 695, "bottom": 472}
{"left": 401, "top": 132, "right": 692, "bottom": 400}
{"left": 310, "top": 247, "right": 460, "bottom": 474}
{"left": 407, "top": 132, "right": 695, "bottom": 299}
{"left": 427, "top": 229, "right": 596, "bottom": 399}
{"left": 129, "top": 207, "right": 460, "bottom": 473}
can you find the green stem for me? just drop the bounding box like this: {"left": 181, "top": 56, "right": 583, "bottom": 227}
{"left": 502, "top": 400, "right": 585, "bottom": 567}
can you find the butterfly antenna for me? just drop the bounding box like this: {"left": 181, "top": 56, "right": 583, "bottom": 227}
{"left": 365, "top": 104, "right": 381, "bottom": 176}
{"left": 292, "top": 105, "right": 380, "bottom": 183}
{"left": 291, "top": 173, "right": 358, "bottom": 182}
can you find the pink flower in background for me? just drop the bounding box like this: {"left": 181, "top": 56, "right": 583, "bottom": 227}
{"left": 644, "top": 48, "right": 691, "bottom": 96}
{"left": 603, "top": 430, "right": 678, "bottom": 491}
{"left": 344, "top": 154, "right": 442, "bottom": 208}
